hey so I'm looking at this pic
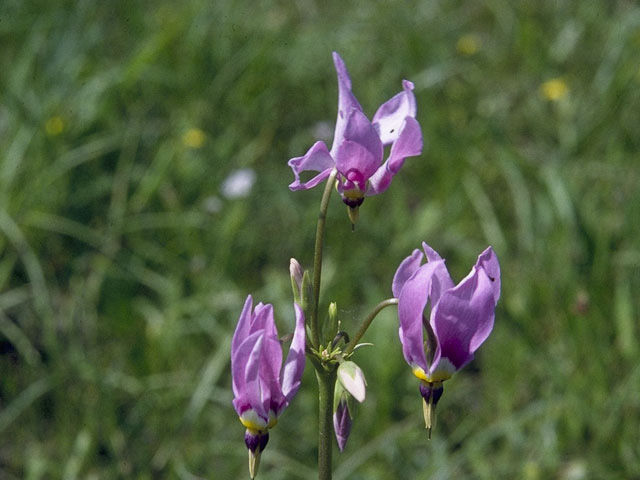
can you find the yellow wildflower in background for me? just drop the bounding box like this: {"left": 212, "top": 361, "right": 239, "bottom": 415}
{"left": 456, "top": 34, "right": 480, "bottom": 56}
{"left": 45, "top": 116, "right": 65, "bottom": 136}
{"left": 541, "top": 78, "right": 569, "bottom": 101}
{"left": 182, "top": 128, "right": 206, "bottom": 149}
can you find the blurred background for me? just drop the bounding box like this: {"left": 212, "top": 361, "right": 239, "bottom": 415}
{"left": 1, "top": 0, "right": 639, "bottom": 478}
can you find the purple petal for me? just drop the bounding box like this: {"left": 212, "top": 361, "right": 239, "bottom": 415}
{"left": 252, "top": 303, "right": 276, "bottom": 337}
{"left": 386, "top": 117, "right": 422, "bottom": 174}
{"left": 430, "top": 264, "right": 497, "bottom": 372}
{"left": 232, "top": 295, "right": 254, "bottom": 357}
{"left": 260, "top": 333, "right": 285, "bottom": 415}
{"left": 397, "top": 260, "right": 445, "bottom": 373}
{"left": 335, "top": 109, "right": 383, "bottom": 179}
{"left": 280, "top": 304, "right": 306, "bottom": 406}
{"left": 232, "top": 330, "right": 268, "bottom": 420}
{"left": 367, "top": 117, "right": 422, "bottom": 196}
{"left": 331, "top": 52, "right": 364, "bottom": 157}
{"left": 421, "top": 242, "right": 443, "bottom": 263}
{"left": 365, "top": 164, "right": 393, "bottom": 196}
{"left": 245, "top": 335, "right": 277, "bottom": 420}
{"left": 469, "top": 269, "right": 498, "bottom": 353}
{"left": 475, "top": 246, "right": 501, "bottom": 305}
{"left": 392, "top": 248, "right": 424, "bottom": 298}
{"left": 288, "top": 141, "right": 335, "bottom": 191}
{"left": 372, "top": 79, "right": 417, "bottom": 145}
{"left": 248, "top": 304, "right": 283, "bottom": 415}
{"left": 335, "top": 140, "right": 380, "bottom": 188}
{"left": 333, "top": 400, "right": 352, "bottom": 452}
{"left": 421, "top": 242, "right": 454, "bottom": 307}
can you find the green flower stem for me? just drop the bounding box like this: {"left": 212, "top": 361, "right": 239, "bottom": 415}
{"left": 316, "top": 367, "right": 337, "bottom": 480}
{"left": 308, "top": 169, "right": 338, "bottom": 480}
{"left": 309, "top": 168, "right": 338, "bottom": 349}
{"left": 343, "top": 298, "right": 399, "bottom": 356}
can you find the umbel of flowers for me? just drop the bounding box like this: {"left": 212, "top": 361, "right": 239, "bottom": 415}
{"left": 230, "top": 52, "right": 501, "bottom": 479}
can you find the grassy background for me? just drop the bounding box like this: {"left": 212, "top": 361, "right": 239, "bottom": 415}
{"left": 1, "top": 0, "right": 640, "bottom": 478}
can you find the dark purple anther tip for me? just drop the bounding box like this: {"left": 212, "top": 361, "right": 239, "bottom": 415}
{"left": 244, "top": 430, "right": 269, "bottom": 453}
{"left": 419, "top": 383, "right": 444, "bottom": 406}
{"left": 343, "top": 197, "right": 365, "bottom": 208}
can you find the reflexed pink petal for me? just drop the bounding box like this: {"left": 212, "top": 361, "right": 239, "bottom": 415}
{"left": 331, "top": 52, "right": 364, "bottom": 157}
{"left": 336, "top": 140, "right": 380, "bottom": 185}
{"left": 288, "top": 141, "right": 335, "bottom": 191}
{"left": 365, "top": 163, "right": 393, "bottom": 196}
{"left": 367, "top": 117, "right": 422, "bottom": 195}
{"left": 475, "top": 247, "right": 501, "bottom": 304}
{"left": 386, "top": 117, "right": 422, "bottom": 174}
{"left": 337, "top": 109, "right": 383, "bottom": 176}
{"left": 430, "top": 264, "right": 496, "bottom": 372}
{"left": 421, "top": 242, "right": 443, "bottom": 263}
{"left": 420, "top": 242, "right": 454, "bottom": 307}
{"left": 392, "top": 248, "right": 424, "bottom": 298}
{"left": 232, "top": 331, "right": 268, "bottom": 420}
{"left": 232, "top": 295, "right": 254, "bottom": 357}
{"left": 252, "top": 303, "right": 276, "bottom": 338}
{"left": 260, "top": 333, "right": 285, "bottom": 415}
{"left": 372, "top": 79, "right": 417, "bottom": 145}
{"left": 468, "top": 268, "right": 498, "bottom": 352}
{"left": 397, "top": 261, "right": 445, "bottom": 372}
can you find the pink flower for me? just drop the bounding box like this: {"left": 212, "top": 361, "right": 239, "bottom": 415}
{"left": 231, "top": 295, "right": 306, "bottom": 477}
{"left": 288, "top": 52, "right": 423, "bottom": 211}
{"left": 393, "top": 243, "right": 500, "bottom": 433}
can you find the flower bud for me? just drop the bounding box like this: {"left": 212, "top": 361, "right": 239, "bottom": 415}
{"left": 333, "top": 395, "right": 352, "bottom": 452}
{"left": 290, "top": 258, "right": 304, "bottom": 304}
{"left": 337, "top": 361, "right": 366, "bottom": 403}
{"left": 289, "top": 258, "right": 311, "bottom": 313}
{"left": 324, "top": 302, "right": 339, "bottom": 343}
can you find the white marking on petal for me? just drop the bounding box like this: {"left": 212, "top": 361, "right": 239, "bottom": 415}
{"left": 239, "top": 409, "right": 268, "bottom": 431}
{"left": 429, "top": 358, "right": 456, "bottom": 382}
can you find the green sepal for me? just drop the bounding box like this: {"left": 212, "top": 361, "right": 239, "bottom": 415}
{"left": 333, "top": 379, "right": 356, "bottom": 419}
{"left": 300, "top": 270, "right": 312, "bottom": 313}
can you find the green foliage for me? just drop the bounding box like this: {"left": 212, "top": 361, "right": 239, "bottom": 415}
{"left": 1, "top": 0, "right": 640, "bottom": 478}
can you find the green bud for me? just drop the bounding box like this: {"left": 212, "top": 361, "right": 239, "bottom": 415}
{"left": 324, "top": 302, "right": 339, "bottom": 343}
{"left": 290, "top": 258, "right": 311, "bottom": 313}
{"left": 290, "top": 258, "right": 303, "bottom": 305}
{"left": 333, "top": 377, "right": 345, "bottom": 412}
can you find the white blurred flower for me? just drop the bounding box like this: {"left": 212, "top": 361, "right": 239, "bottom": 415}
{"left": 221, "top": 168, "right": 256, "bottom": 199}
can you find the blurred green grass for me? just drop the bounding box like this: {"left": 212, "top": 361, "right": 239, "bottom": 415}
{"left": 1, "top": 0, "right": 639, "bottom": 478}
